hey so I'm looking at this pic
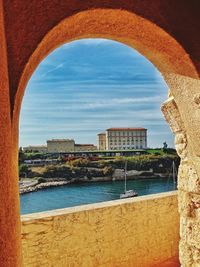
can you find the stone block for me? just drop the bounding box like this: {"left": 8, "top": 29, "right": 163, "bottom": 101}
{"left": 178, "top": 163, "right": 200, "bottom": 194}
{"left": 179, "top": 239, "right": 193, "bottom": 267}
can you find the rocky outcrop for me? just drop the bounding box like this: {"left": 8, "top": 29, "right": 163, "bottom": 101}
{"left": 112, "top": 169, "right": 165, "bottom": 180}
{"left": 20, "top": 180, "right": 70, "bottom": 194}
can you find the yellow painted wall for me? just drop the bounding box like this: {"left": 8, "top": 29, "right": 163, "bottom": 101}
{"left": 47, "top": 139, "right": 75, "bottom": 153}
{"left": 21, "top": 191, "right": 179, "bottom": 267}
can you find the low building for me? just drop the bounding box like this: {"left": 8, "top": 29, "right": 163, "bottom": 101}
{"left": 98, "top": 133, "right": 106, "bottom": 150}
{"left": 24, "top": 139, "right": 97, "bottom": 154}
{"left": 23, "top": 145, "right": 48, "bottom": 153}
{"left": 75, "top": 144, "right": 97, "bottom": 152}
{"left": 47, "top": 139, "right": 75, "bottom": 153}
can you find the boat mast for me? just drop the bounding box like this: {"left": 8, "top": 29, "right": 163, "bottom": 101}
{"left": 172, "top": 161, "right": 177, "bottom": 188}
{"left": 124, "top": 160, "right": 127, "bottom": 192}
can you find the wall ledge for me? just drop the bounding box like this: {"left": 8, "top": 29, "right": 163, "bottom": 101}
{"left": 21, "top": 190, "right": 178, "bottom": 221}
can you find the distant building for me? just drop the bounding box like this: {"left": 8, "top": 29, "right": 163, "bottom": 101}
{"left": 46, "top": 139, "right": 97, "bottom": 153}
{"left": 97, "top": 128, "right": 147, "bottom": 151}
{"left": 47, "top": 139, "right": 75, "bottom": 153}
{"left": 106, "top": 128, "right": 147, "bottom": 150}
{"left": 75, "top": 144, "right": 97, "bottom": 152}
{"left": 23, "top": 145, "right": 47, "bottom": 153}
{"left": 98, "top": 133, "right": 106, "bottom": 150}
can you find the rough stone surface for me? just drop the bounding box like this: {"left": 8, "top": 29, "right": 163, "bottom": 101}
{"left": 162, "top": 91, "right": 200, "bottom": 267}
{"left": 178, "top": 163, "right": 200, "bottom": 194}
{"left": 21, "top": 192, "right": 179, "bottom": 267}
{"left": 161, "top": 96, "right": 188, "bottom": 161}
{"left": 161, "top": 97, "right": 184, "bottom": 134}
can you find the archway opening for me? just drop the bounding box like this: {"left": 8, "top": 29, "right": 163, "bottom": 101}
{"left": 19, "top": 38, "right": 178, "bottom": 215}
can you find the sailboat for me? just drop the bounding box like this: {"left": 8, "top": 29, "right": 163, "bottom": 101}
{"left": 172, "top": 161, "right": 178, "bottom": 189}
{"left": 120, "top": 160, "right": 138, "bottom": 199}
{"left": 166, "top": 160, "right": 178, "bottom": 190}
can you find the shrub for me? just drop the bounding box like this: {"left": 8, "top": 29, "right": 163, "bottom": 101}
{"left": 71, "top": 167, "right": 88, "bottom": 178}
{"left": 19, "top": 164, "right": 31, "bottom": 177}
{"left": 42, "top": 165, "right": 72, "bottom": 179}
{"left": 102, "top": 166, "right": 114, "bottom": 176}
{"left": 69, "top": 158, "right": 90, "bottom": 167}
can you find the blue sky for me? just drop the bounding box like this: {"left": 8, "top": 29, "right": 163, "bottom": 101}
{"left": 19, "top": 38, "right": 174, "bottom": 148}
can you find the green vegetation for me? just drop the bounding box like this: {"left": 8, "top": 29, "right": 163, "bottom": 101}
{"left": 18, "top": 150, "right": 180, "bottom": 181}
{"left": 81, "top": 154, "right": 179, "bottom": 174}
{"left": 42, "top": 166, "right": 73, "bottom": 179}
{"left": 20, "top": 163, "right": 115, "bottom": 180}
{"left": 69, "top": 158, "right": 90, "bottom": 167}
{"left": 18, "top": 147, "right": 179, "bottom": 182}
{"left": 19, "top": 151, "right": 49, "bottom": 161}
{"left": 19, "top": 164, "right": 31, "bottom": 177}
{"left": 146, "top": 148, "right": 177, "bottom": 155}
{"left": 19, "top": 164, "right": 43, "bottom": 178}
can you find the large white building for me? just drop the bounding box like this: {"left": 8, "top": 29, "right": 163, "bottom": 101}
{"left": 98, "top": 127, "right": 147, "bottom": 150}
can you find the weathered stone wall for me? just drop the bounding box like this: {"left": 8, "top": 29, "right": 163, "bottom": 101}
{"left": 21, "top": 192, "right": 179, "bottom": 267}
{"left": 162, "top": 92, "right": 200, "bottom": 267}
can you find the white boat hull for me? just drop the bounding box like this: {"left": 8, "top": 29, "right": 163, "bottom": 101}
{"left": 120, "top": 190, "right": 138, "bottom": 199}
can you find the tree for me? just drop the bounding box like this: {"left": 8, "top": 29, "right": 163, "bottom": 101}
{"left": 19, "top": 164, "right": 31, "bottom": 177}
{"left": 19, "top": 148, "right": 26, "bottom": 164}
{"left": 163, "top": 141, "right": 168, "bottom": 149}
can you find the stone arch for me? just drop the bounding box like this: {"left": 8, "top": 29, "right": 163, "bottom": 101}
{"left": 3, "top": 7, "right": 200, "bottom": 267}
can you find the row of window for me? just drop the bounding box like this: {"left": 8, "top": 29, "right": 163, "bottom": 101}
{"left": 108, "top": 132, "right": 146, "bottom": 137}
{"left": 108, "top": 137, "right": 146, "bottom": 140}
{"left": 110, "top": 140, "right": 145, "bottom": 144}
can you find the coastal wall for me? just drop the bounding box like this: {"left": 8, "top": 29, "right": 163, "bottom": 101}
{"left": 21, "top": 191, "right": 179, "bottom": 267}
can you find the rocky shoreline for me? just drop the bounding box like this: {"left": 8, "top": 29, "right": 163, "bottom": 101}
{"left": 20, "top": 180, "right": 70, "bottom": 194}
{"left": 20, "top": 169, "right": 169, "bottom": 194}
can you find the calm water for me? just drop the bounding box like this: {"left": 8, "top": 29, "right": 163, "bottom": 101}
{"left": 20, "top": 178, "right": 176, "bottom": 214}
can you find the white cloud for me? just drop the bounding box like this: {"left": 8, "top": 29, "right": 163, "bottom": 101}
{"left": 19, "top": 38, "right": 171, "bottom": 147}
{"left": 41, "top": 63, "right": 64, "bottom": 77}
{"left": 82, "top": 96, "right": 162, "bottom": 109}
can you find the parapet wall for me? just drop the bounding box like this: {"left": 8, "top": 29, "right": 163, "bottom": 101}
{"left": 21, "top": 191, "right": 179, "bottom": 267}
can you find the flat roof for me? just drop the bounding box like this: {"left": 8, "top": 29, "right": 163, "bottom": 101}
{"left": 47, "top": 139, "right": 74, "bottom": 142}
{"left": 106, "top": 127, "right": 147, "bottom": 131}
